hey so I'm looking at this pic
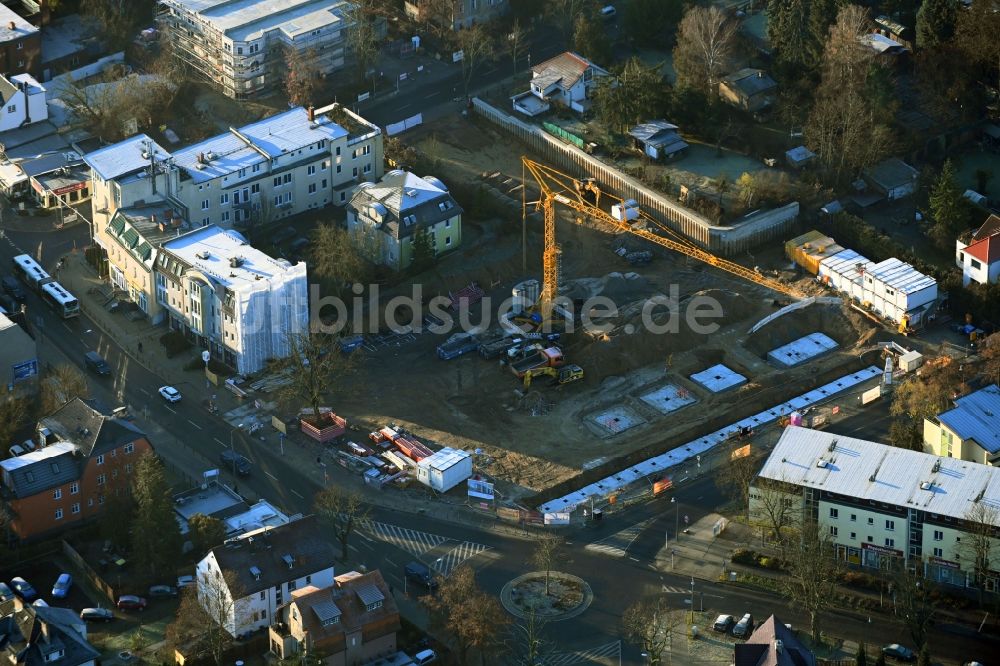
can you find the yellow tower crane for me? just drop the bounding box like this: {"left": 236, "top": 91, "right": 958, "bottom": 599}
{"left": 521, "top": 157, "right": 801, "bottom": 318}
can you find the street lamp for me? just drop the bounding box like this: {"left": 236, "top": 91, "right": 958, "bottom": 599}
{"left": 671, "top": 497, "right": 679, "bottom": 543}
{"left": 230, "top": 423, "right": 243, "bottom": 479}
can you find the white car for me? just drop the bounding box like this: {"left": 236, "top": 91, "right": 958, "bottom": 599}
{"left": 158, "top": 386, "right": 182, "bottom": 403}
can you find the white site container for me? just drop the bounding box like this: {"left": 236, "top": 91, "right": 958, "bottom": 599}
{"left": 611, "top": 199, "right": 640, "bottom": 222}
{"left": 415, "top": 447, "right": 473, "bottom": 493}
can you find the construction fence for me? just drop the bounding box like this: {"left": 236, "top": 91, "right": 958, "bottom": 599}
{"left": 471, "top": 98, "right": 800, "bottom": 256}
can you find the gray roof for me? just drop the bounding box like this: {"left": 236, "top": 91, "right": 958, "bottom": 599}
{"left": 83, "top": 134, "right": 169, "bottom": 182}
{"left": 0, "top": 442, "right": 79, "bottom": 498}
{"left": 864, "top": 157, "right": 918, "bottom": 189}
{"left": 721, "top": 68, "right": 777, "bottom": 97}
{"left": 937, "top": 384, "right": 1000, "bottom": 455}
{"left": 758, "top": 426, "right": 1000, "bottom": 525}
{"left": 349, "top": 172, "right": 463, "bottom": 240}
{"left": 354, "top": 581, "right": 384, "bottom": 607}
{"left": 735, "top": 615, "right": 815, "bottom": 666}
{"left": 20, "top": 152, "right": 83, "bottom": 178}
{"left": 0, "top": 605, "right": 100, "bottom": 666}
{"left": 39, "top": 398, "right": 146, "bottom": 458}
{"left": 208, "top": 515, "right": 336, "bottom": 595}
{"left": 628, "top": 121, "right": 689, "bottom": 151}
{"left": 311, "top": 599, "right": 342, "bottom": 623}
{"left": 531, "top": 51, "right": 608, "bottom": 92}
{"left": 0, "top": 5, "right": 38, "bottom": 43}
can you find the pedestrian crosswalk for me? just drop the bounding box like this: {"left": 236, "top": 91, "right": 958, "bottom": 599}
{"left": 545, "top": 641, "right": 622, "bottom": 666}
{"left": 359, "top": 520, "right": 491, "bottom": 577}
{"left": 584, "top": 518, "right": 653, "bottom": 558}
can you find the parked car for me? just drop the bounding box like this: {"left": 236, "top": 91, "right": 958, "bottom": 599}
{"left": 219, "top": 450, "right": 252, "bottom": 476}
{"left": 80, "top": 608, "right": 115, "bottom": 623}
{"left": 712, "top": 614, "right": 735, "bottom": 633}
{"left": 413, "top": 649, "right": 437, "bottom": 666}
{"left": 85, "top": 351, "right": 111, "bottom": 376}
{"left": 404, "top": 561, "right": 438, "bottom": 590}
{"left": 51, "top": 573, "right": 72, "bottom": 599}
{"left": 0, "top": 582, "right": 13, "bottom": 602}
{"left": 176, "top": 575, "right": 195, "bottom": 589}
{"left": 116, "top": 595, "right": 147, "bottom": 611}
{"left": 148, "top": 585, "right": 178, "bottom": 598}
{"left": 158, "top": 386, "right": 182, "bottom": 403}
{"left": 732, "top": 613, "right": 754, "bottom": 639}
{"left": 2, "top": 276, "right": 25, "bottom": 302}
{"left": 32, "top": 599, "right": 49, "bottom": 607}
{"left": 882, "top": 645, "right": 916, "bottom": 662}
{"left": 10, "top": 577, "right": 37, "bottom": 601}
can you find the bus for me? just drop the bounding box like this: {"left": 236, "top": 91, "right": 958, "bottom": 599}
{"left": 11, "top": 254, "right": 52, "bottom": 290}
{"left": 40, "top": 281, "right": 80, "bottom": 319}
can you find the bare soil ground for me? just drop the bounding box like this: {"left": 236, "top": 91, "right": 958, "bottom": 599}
{"left": 333, "top": 117, "right": 878, "bottom": 501}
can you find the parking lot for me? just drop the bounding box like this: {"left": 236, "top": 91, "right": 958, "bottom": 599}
{"left": 3, "top": 556, "right": 102, "bottom": 612}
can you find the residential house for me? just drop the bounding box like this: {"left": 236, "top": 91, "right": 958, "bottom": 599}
{"left": 270, "top": 570, "right": 401, "bottom": 666}
{"left": 733, "top": 615, "right": 815, "bottom": 666}
{"left": 0, "top": 604, "right": 100, "bottom": 666}
{"left": 0, "top": 399, "right": 153, "bottom": 541}
{"left": 157, "top": 0, "right": 366, "bottom": 99}
{"left": 346, "top": 171, "right": 462, "bottom": 270}
{"left": 83, "top": 134, "right": 172, "bottom": 237}
{"left": 751, "top": 426, "right": 1000, "bottom": 589}
{"left": 863, "top": 157, "right": 919, "bottom": 201}
{"left": 0, "top": 311, "right": 37, "bottom": 396}
{"left": 872, "top": 15, "right": 914, "bottom": 49}
{"left": 861, "top": 32, "right": 909, "bottom": 59}
{"left": 0, "top": 73, "right": 44, "bottom": 131}
{"left": 174, "top": 480, "right": 292, "bottom": 541}
{"left": 40, "top": 15, "right": 107, "bottom": 80}
{"left": 956, "top": 214, "right": 1000, "bottom": 286}
{"left": 719, "top": 68, "right": 777, "bottom": 113}
{"left": 195, "top": 515, "right": 337, "bottom": 637}
{"left": 628, "top": 121, "right": 688, "bottom": 161}
{"left": 0, "top": 6, "right": 40, "bottom": 78}
{"left": 404, "top": 0, "right": 508, "bottom": 30}
{"left": 155, "top": 224, "right": 308, "bottom": 374}
{"left": 923, "top": 384, "right": 1000, "bottom": 465}
{"left": 526, "top": 51, "right": 609, "bottom": 114}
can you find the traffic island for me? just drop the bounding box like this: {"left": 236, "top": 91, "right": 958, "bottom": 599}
{"left": 500, "top": 571, "right": 593, "bottom": 621}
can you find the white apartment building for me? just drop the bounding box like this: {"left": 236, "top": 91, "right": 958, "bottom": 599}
{"left": 84, "top": 134, "right": 172, "bottom": 234}
{"left": 196, "top": 516, "right": 336, "bottom": 637}
{"left": 154, "top": 225, "right": 308, "bottom": 373}
{"left": 157, "top": 0, "right": 359, "bottom": 99}
{"left": 752, "top": 426, "right": 1000, "bottom": 589}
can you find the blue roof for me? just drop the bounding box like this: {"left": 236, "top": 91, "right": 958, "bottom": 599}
{"left": 83, "top": 134, "right": 170, "bottom": 182}
{"left": 938, "top": 384, "right": 1000, "bottom": 454}
{"left": 171, "top": 107, "right": 348, "bottom": 184}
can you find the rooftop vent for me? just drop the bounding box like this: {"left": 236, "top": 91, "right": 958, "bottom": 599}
{"left": 828, "top": 439, "right": 838, "bottom": 453}
{"left": 229, "top": 256, "right": 244, "bottom": 268}
{"left": 282, "top": 554, "right": 294, "bottom": 569}
{"left": 250, "top": 566, "right": 261, "bottom": 581}
{"left": 816, "top": 459, "right": 829, "bottom": 468}
{"left": 196, "top": 250, "right": 211, "bottom": 260}
{"left": 932, "top": 459, "right": 941, "bottom": 473}
{"left": 404, "top": 189, "right": 417, "bottom": 197}
{"left": 869, "top": 474, "right": 877, "bottom": 483}
{"left": 205, "top": 151, "right": 215, "bottom": 161}
{"left": 920, "top": 481, "right": 933, "bottom": 491}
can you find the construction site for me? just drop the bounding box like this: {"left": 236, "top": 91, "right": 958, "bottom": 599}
{"left": 310, "top": 116, "right": 903, "bottom": 508}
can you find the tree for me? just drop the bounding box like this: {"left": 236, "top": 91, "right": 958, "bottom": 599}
{"left": 929, "top": 160, "right": 973, "bottom": 250}
{"left": 890, "top": 357, "right": 967, "bottom": 423}
{"left": 40, "top": 364, "right": 89, "bottom": 415}
{"left": 875, "top": 653, "right": 887, "bottom": 666}
{"left": 736, "top": 172, "right": 758, "bottom": 207}
{"left": 890, "top": 565, "right": 936, "bottom": 650}
{"left": 916, "top": 0, "right": 958, "bottom": 49}
{"left": 749, "top": 477, "right": 800, "bottom": 556}
{"left": 572, "top": 13, "right": 612, "bottom": 66}
{"left": 594, "top": 57, "right": 668, "bottom": 134}
{"left": 82, "top": 0, "right": 152, "bottom": 47}
{"left": 975, "top": 168, "right": 994, "bottom": 195}
{"left": 623, "top": 0, "right": 684, "bottom": 49}
{"left": 546, "top": 0, "right": 596, "bottom": 45}
{"left": 621, "top": 597, "right": 676, "bottom": 666}
{"left": 530, "top": 536, "right": 561, "bottom": 597}
{"left": 783, "top": 521, "right": 842, "bottom": 643}
{"left": 888, "top": 418, "right": 923, "bottom": 451}
{"left": 284, "top": 47, "right": 323, "bottom": 107}
{"left": 0, "top": 397, "right": 26, "bottom": 450}
{"left": 410, "top": 228, "right": 437, "bottom": 273}
{"left": 425, "top": 564, "right": 507, "bottom": 666}
{"left": 345, "top": 0, "right": 384, "bottom": 83}
{"left": 314, "top": 486, "right": 369, "bottom": 560}
{"left": 916, "top": 645, "right": 931, "bottom": 666}
{"left": 131, "top": 453, "right": 183, "bottom": 578}
{"left": 277, "top": 332, "right": 359, "bottom": 421}
{"left": 672, "top": 5, "right": 738, "bottom": 95}
{"left": 714, "top": 450, "right": 760, "bottom": 520}
{"left": 980, "top": 332, "right": 1000, "bottom": 386}
{"left": 309, "top": 223, "right": 370, "bottom": 296}
{"left": 60, "top": 70, "right": 177, "bottom": 142}
{"left": 767, "top": 0, "right": 812, "bottom": 71}
{"left": 856, "top": 642, "right": 868, "bottom": 666}
{"left": 188, "top": 513, "right": 227, "bottom": 554}
{"left": 962, "top": 502, "right": 999, "bottom": 604}
{"left": 956, "top": 0, "right": 1000, "bottom": 88}
{"left": 99, "top": 492, "right": 134, "bottom": 551}
{"left": 505, "top": 609, "right": 554, "bottom": 666}
{"left": 167, "top": 571, "right": 247, "bottom": 666}
{"left": 458, "top": 25, "right": 495, "bottom": 97}
{"left": 507, "top": 19, "right": 528, "bottom": 77}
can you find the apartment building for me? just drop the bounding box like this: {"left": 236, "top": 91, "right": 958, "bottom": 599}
{"left": 154, "top": 225, "right": 308, "bottom": 374}
{"left": 0, "top": 399, "right": 153, "bottom": 541}
{"left": 84, "top": 134, "right": 172, "bottom": 236}
{"left": 923, "top": 384, "right": 1000, "bottom": 465}
{"left": 0, "top": 5, "right": 40, "bottom": 78}
{"left": 751, "top": 426, "right": 1000, "bottom": 589}
{"left": 404, "top": 0, "right": 507, "bottom": 30}
{"left": 156, "top": 0, "right": 358, "bottom": 99}
{"left": 346, "top": 170, "right": 462, "bottom": 270}
{"left": 196, "top": 516, "right": 337, "bottom": 637}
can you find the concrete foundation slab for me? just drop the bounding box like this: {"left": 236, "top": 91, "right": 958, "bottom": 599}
{"left": 639, "top": 383, "right": 697, "bottom": 414}
{"left": 690, "top": 364, "right": 747, "bottom": 393}
{"left": 767, "top": 332, "right": 838, "bottom": 367}
{"left": 591, "top": 407, "right": 646, "bottom": 434}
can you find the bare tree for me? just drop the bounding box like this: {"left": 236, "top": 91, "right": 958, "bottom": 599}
{"left": 505, "top": 609, "right": 553, "bottom": 666}
{"left": 309, "top": 223, "right": 371, "bottom": 296}
{"left": 714, "top": 450, "right": 761, "bottom": 520}
{"left": 314, "top": 486, "right": 370, "bottom": 560}
{"left": 890, "top": 565, "right": 936, "bottom": 649}
{"left": 621, "top": 597, "right": 677, "bottom": 666}
{"left": 546, "top": 0, "right": 594, "bottom": 45}
{"left": 458, "top": 24, "right": 496, "bottom": 97}
{"left": 783, "top": 521, "right": 842, "bottom": 643}
{"left": 507, "top": 19, "right": 528, "bottom": 77}
{"left": 979, "top": 332, "right": 1000, "bottom": 386}
{"left": 530, "top": 536, "right": 561, "bottom": 596}
{"left": 345, "top": 0, "right": 384, "bottom": 83}
{"left": 40, "top": 364, "right": 89, "bottom": 414}
{"left": 284, "top": 47, "right": 324, "bottom": 107}
{"left": 59, "top": 72, "right": 177, "bottom": 142}
{"left": 963, "top": 502, "right": 999, "bottom": 605}
{"left": 672, "top": 5, "right": 739, "bottom": 94}
{"left": 167, "top": 570, "right": 248, "bottom": 666}
{"left": 748, "top": 477, "right": 801, "bottom": 556}
{"left": 0, "top": 396, "right": 26, "bottom": 449}
{"left": 276, "top": 332, "right": 358, "bottom": 420}
{"left": 425, "top": 564, "right": 508, "bottom": 666}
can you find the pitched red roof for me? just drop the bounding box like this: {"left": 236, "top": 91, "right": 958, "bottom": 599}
{"left": 972, "top": 214, "right": 1000, "bottom": 241}
{"left": 964, "top": 232, "right": 1000, "bottom": 265}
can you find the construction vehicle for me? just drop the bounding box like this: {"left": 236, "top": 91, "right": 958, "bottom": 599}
{"left": 479, "top": 336, "right": 520, "bottom": 359}
{"left": 436, "top": 333, "right": 480, "bottom": 360}
{"left": 511, "top": 346, "right": 564, "bottom": 378}
{"left": 519, "top": 158, "right": 801, "bottom": 326}
{"left": 523, "top": 363, "right": 584, "bottom": 387}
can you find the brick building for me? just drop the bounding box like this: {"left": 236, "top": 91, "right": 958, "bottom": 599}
{"left": 0, "top": 399, "right": 153, "bottom": 541}
{"left": 0, "top": 5, "right": 40, "bottom": 78}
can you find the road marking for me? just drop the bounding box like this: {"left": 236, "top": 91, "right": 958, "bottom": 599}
{"left": 139, "top": 388, "right": 150, "bottom": 396}
{"left": 384, "top": 557, "right": 397, "bottom": 570}
{"left": 291, "top": 489, "right": 305, "bottom": 499}
{"left": 359, "top": 520, "right": 491, "bottom": 576}
{"left": 264, "top": 471, "right": 278, "bottom": 481}
{"left": 164, "top": 406, "right": 177, "bottom": 414}
{"left": 545, "top": 641, "right": 621, "bottom": 666}
{"left": 187, "top": 419, "right": 202, "bottom": 430}
{"left": 61, "top": 322, "right": 72, "bottom": 332}
{"left": 425, "top": 91, "right": 442, "bottom": 98}
{"left": 214, "top": 438, "right": 226, "bottom": 446}
{"left": 585, "top": 517, "right": 655, "bottom": 558}
{"left": 629, "top": 556, "right": 640, "bottom": 562}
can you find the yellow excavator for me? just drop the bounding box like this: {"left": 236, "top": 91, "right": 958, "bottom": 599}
{"left": 523, "top": 364, "right": 584, "bottom": 388}
{"left": 520, "top": 158, "right": 802, "bottom": 327}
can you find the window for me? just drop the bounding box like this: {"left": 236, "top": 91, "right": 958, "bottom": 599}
{"left": 221, "top": 211, "right": 230, "bottom": 223}
{"left": 933, "top": 547, "right": 943, "bottom": 558}
{"left": 849, "top": 513, "right": 856, "bottom": 521}
{"left": 336, "top": 146, "right": 341, "bottom": 156}
{"left": 251, "top": 183, "right": 260, "bottom": 194}
{"left": 867, "top": 535, "right": 873, "bottom": 542}
{"left": 288, "top": 580, "right": 297, "bottom": 592}
{"left": 307, "top": 165, "right": 316, "bottom": 176}
{"left": 850, "top": 532, "right": 856, "bottom": 540}
{"left": 321, "top": 160, "right": 329, "bottom": 169}
{"left": 445, "top": 219, "right": 451, "bottom": 228}
{"left": 829, "top": 508, "right": 839, "bottom": 519}
{"left": 829, "top": 526, "right": 838, "bottom": 536}
{"left": 253, "top": 163, "right": 261, "bottom": 173}
{"left": 336, "top": 165, "right": 342, "bottom": 174}
{"left": 273, "top": 176, "right": 281, "bottom": 187}
{"left": 16, "top": 41, "right": 22, "bottom": 50}
{"left": 220, "top": 193, "right": 229, "bottom": 205}
{"left": 111, "top": 449, "right": 117, "bottom": 458}
{"left": 71, "top": 503, "right": 80, "bottom": 515}
{"left": 124, "top": 443, "right": 134, "bottom": 454}
{"left": 6, "top": 104, "right": 14, "bottom": 113}
{"left": 933, "top": 530, "right": 943, "bottom": 541}
{"left": 308, "top": 183, "right": 317, "bottom": 194}
{"left": 55, "top": 508, "right": 63, "bottom": 520}
{"left": 70, "top": 482, "right": 79, "bottom": 495}
{"left": 97, "top": 454, "right": 105, "bottom": 465}
{"left": 445, "top": 236, "right": 452, "bottom": 246}
{"left": 112, "top": 469, "right": 119, "bottom": 479}
{"left": 259, "top": 591, "right": 265, "bottom": 600}
{"left": 353, "top": 167, "right": 358, "bottom": 177}
{"left": 125, "top": 463, "right": 132, "bottom": 473}
{"left": 972, "top": 258, "right": 983, "bottom": 270}
{"left": 201, "top": 199, "right": 210, "bottom": 210}
{"left": 885, "top": 519, "right": 895, "bottom": 531}
{"left": 885, "top": 538, "right": 895, "bottom": 548}
{"left": 237, "top": 47, "right": 243, "bottom": 54}
{"left": 261, "top": 609, "right": 267, "bottom": 619}
{"left": 365, "top": 600, "right": 383, "bottom": 612}
{"left": 202, "top": 217, "right": 210, "bottom": 226}
{"left": 363, "top": 163, "right": 372, "bottom": 174}
{"left": 321, "top": 179, "right": 327, "bottom": 188}
{"left": 283, "top": 173, "right": 292, "bottom": 184}
{"left": 87, "top": 498, "right": 93, "bottom": 507}
{"left": 305, "top": 575, "right": 312, "bottom": 585}
{"left": 97, "top": 474, "right": 106, "bottom": 486}
{"left": 867, "top": 517, "right": 874, "bottom": 525}
{"left": 53, "top": 488, "right": 62, "bottom": 500}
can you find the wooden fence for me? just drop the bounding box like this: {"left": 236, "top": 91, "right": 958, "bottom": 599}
{"left": 61, "top": 539, "right": 117, "bottom": 604}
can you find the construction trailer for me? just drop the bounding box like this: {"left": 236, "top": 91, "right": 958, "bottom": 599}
{"left": 416, "top": 447, "right": 473, "bottom": 493}
{"left": 785, "top": 230, "right": 844, "bottom": 275}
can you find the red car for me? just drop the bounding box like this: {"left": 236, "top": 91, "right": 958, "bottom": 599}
{"left": 116, "top": 595, "right": 147, "bottom": 611}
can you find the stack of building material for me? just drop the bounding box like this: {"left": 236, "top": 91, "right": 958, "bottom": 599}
{"left": 394, "top": 437, "right": 434, "bottom": 462}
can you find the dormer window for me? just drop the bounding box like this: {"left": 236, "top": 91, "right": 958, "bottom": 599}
{"left": 365, "top": 600, "right": 382, "bottom": 612}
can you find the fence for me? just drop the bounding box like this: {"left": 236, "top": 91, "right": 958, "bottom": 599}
{"left": 472, "top": 98, "right": 800, "bottom": 256}
{"left": 62, "top": 539, "right": 117, "bottom": 604}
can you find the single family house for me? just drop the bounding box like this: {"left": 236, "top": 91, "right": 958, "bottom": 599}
{"left": 956, "top": 214, "right": 1000, "bottom": 286}
{"left": 718, "top": 68, "right": 777, "bottom": 113}
{"left": 628, "top": 121, "right": 688, "bottom": 161}
{"left": 525, "top": 51, "right": 609, "bottom": 114}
